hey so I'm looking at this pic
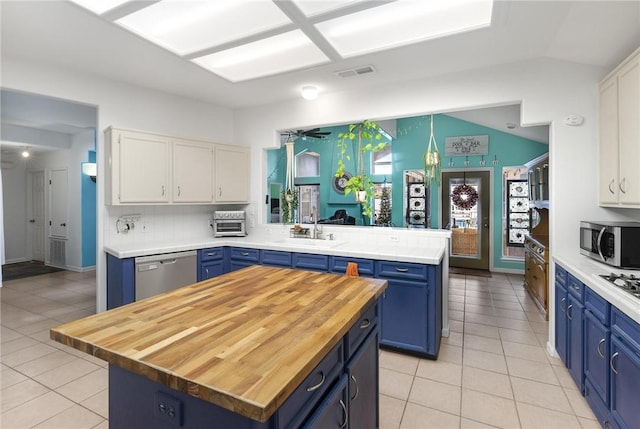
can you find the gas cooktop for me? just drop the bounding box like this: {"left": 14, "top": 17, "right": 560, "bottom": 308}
{"left": 600, "top": 272, "right": 640, "bottom": 299}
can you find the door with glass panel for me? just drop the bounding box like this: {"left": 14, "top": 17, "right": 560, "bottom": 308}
{"left": 441, "top": 171, "right": 490, "bottom": 270}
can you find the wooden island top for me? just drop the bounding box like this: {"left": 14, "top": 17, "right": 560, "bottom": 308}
{"left": 50, "top": 265, "right": 387, "bottom": 422}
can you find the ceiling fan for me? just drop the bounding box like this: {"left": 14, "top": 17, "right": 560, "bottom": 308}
{"left": 281, "top": 128, "right": 331, "bottom": 142}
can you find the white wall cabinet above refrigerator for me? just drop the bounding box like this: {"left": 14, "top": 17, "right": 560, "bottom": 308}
{"left": 105, "top": 127, "right": 249, "bottom": 205}
{"left": 598, "top": 46, "right": 640, "bottom": 207}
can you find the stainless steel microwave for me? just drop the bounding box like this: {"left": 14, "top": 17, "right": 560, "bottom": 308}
{"left": 579, "top": 221, "right": 640, "bottom": 269}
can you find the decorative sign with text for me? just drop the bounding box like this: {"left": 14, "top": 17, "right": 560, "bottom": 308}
{"left": 444, "top": 135, "right": 489, "bottom": 156}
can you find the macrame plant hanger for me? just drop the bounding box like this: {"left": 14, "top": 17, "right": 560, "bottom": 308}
{"left": 424, "top": 114, "right": 441, "bottom": 186}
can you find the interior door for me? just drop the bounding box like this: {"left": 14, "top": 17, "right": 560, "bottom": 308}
{"left": 29, "top": 171, "right": 45, "bottom": 261}
{"left": 442, "top": 170, "right": 490, "bottom": 270}
{"left": 49, "top": 169, "right": 68, "bottom": 238}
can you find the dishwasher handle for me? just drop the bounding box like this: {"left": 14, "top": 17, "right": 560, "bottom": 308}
{"left": 134, "top": 250, "right": 197, "bottom": 266}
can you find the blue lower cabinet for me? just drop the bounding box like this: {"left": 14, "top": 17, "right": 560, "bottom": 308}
{"left": 330, "top": 257, "right": 375, "bottom": 277}
{"left": 376, "top": 261, "right": 441, "bottom": 359}
{"left": 610, "top": 308, "right": 640, "bottom": 429}
{"left": 261, "top": 250, "right": 292, "bottom": 268}
{"left": 567, "top": 292, "right": 585, "bottom": 392}
{"left": 584, "top": 310, "right": 610, "bottom": 405}
{"left": 555, "top": 278, "right": 569, "bottom": 366}
{"left": 347, "top": 330, "right": 378, "bottom": 429}
{"left": 228, "top": 247, "right": 260, "bottom": 273}
{"left": 106, "top": 254, "right": 134, "bottom": 309}
{"left": 301, "top": 375, "right": 348, "bottom": 429}
{"left": 293, "top": 253, "right": 329, "bottom": 272}
{"left": 197, "top": 247, "right": 225, "bottom": 281}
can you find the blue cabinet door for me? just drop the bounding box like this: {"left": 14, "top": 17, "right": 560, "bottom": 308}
{"left": 199, "top": 260, "right": 225, "bottom": 281}
{"left": 555, "top": 282, "right": 568, "bottom": 365}
{"left": 301, "top": 375, "right": 348, "bottom": 429}
{"left": 567, "top": 292, "right": 585, "bottom": 392}
{"left": 610, "top": 335, "right": 640, "bottom": 429}
{"left": 106, "top": 254, "right": 135, "bottom": 309}
{"left": 584, "top": 309, "right": 610, "bottom": 404}
{"left": 347, "top": 329, "right": 379, "bottom": 429}
{"left": 380, "top": 278, "right": 428, "bottom": 355}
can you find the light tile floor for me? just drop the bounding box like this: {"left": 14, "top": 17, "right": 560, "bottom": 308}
{"left": 379, "top": 272, "right": 599, "bottom": 429}
{"left": 0, "top": 270, "right": 598, "bottom": 428}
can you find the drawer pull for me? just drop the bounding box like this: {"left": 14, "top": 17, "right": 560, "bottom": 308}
{"left": 241, "top": 252, "right": 250, "bottom": 256}
{"left": 350, "top": 375, "right": 359, "bottom": 400}
{"left": 610, "top": 352, "right": 619, "bottom": 374}
{"left": 567, "top": 304, "right": 573, "bottom": 320}
{"left": 306, "top": 371, "right": 325, "bottom": 392}
{"left": 207, "top": 252, "right": 216, "bottom": 257}
{"left": 597, "top": 338, "right": 606, "bottom": 359}
{"left": 339, "top": 399, "right": 348, "bottom": 429}
{"left": 360, "top": 319, "right": 370, "bottom": 329}
{"left": 395, "top": 267, "right": 409, "bottom": 272}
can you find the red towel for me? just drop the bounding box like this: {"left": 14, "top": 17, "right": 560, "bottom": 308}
{"left": 346, "top": 262, "right": 359, "bottom": 277}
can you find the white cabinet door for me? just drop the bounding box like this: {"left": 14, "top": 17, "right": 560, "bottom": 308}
{"left": 215, "top": 145, "right": 249, "bottom": 203}
{"left": 598, "top": 76, "right": 619, "bottom": 204}
{"left": 617, "top": 56, "right": 640, "bottom": 205}
{"left": 117, "top": 130, "right": 171, "bottom": 203}
{"left": 173, "top": 140, "right": 214, "bottom": 203}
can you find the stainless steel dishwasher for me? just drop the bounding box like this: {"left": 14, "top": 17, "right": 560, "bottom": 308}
{"left": 134, "top": 250, "right": 197, "bottom": 301}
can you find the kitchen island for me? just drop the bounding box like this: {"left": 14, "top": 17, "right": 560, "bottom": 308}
{"left": 51, "top": 265, "right": 387, "bottom": 429}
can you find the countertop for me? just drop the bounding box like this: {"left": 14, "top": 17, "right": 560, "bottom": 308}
{"left": 553, "top": 252, "right": 640, "bottom": 324}
{"left": 50, "top": 265, "right": 387, "bottom": 422}
{"left": 104, "top": 229, "right": 448, "bottom": 265}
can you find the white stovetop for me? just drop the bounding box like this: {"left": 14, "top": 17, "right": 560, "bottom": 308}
{"left": 553, "top": 252, "right": 640, "bottom": 325}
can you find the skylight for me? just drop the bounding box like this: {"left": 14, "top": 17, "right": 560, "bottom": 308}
{"left": 315, "top": 0, "right": 494, "bottom": 57}
{"left": 68, "top": 0, "right": 494, "bottom": 82}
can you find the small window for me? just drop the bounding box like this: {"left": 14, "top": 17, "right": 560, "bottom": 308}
{"left": 295, "top": 151, "right": 320, "bottom": 177}
{"left": 372, "top": 144, "right": 392, "bottom": 175}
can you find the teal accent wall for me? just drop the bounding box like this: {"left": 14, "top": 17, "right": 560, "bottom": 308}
{"left": 266, "top": 115, "right": 548, "bottom": 269}
{"left": 81, "top": 141, "right": 96, "bottom": 268}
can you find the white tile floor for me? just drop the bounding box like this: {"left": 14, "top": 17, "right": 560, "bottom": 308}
{"left": 0, "top": 270, "right": 598, "bottom": 428}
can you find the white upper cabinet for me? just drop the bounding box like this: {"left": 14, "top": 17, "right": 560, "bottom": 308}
{"left": 598, "top": 47, "right": 640, "bottom": 207}
{"left": 173, "top": 140, "right": 214, "bottom": 203}
{"left": 106, "top": 127, "right": 249, "bottom": 205}
{"left": 107, "top": 128, "right": 171, "bottom": 204}
{"left": 215, "top": 145, "right": 250, "bottom": 203}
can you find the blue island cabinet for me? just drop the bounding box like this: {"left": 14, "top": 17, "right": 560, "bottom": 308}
{"left": 376, "top": 260, "right": 442, "bottom": 359}
{"left": 108, "top": 301, "right": 381, "bottom": 429}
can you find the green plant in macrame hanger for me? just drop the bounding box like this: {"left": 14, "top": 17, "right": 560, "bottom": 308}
{"left": 335, "top": 120, "right": 387, "bottom": 219}
{"left": 423, "top": 114, "right": 441, "bottom": 186}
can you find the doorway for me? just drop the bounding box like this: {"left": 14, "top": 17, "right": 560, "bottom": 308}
{"left": 442, "top": 170, "right": 491, "bottom": 270}
{"left": 28, "top": 171, "right": 46, "bottom": 262}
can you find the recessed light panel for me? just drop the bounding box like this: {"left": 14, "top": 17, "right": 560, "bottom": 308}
{"left": 69, "top": 0, "right": 130, "bottom": 14}
{"left": 291, "top": 0, "right": 365, "bottom": 17}
{"left": 116, "top": 0, "right": 292, "bottom": 56}
{"left": 193, "top": 30, "right": 330, "bottom": 82}
{"left": 316, "top": 0, "right": 494, "bottom": 57}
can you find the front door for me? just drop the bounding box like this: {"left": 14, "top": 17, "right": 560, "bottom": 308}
{"left": 442, "top": 170, "right": 490, "bottom": 270}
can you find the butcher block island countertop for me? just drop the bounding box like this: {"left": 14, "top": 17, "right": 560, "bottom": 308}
{"left": 50, "top": 265, "right": 387, "bottom": 424}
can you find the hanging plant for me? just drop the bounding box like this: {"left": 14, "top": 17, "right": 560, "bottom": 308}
{"left": 423, "top": 114, "right": 441, "bottom": 186}
{"left": 280, "top": 188, "right": 298, "bottom": 223}
{"left": 335, "top": 120, "right": 386, "bottom": 219}
{"left": 451, "top": 184, "right": 478, "bottom": 210}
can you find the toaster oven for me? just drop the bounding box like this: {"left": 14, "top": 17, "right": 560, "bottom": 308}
{"left": 212, "top": 211, "right": 246, "bottom": 237}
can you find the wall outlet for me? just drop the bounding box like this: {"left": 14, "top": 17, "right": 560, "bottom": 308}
{"left": 389, "top": 235, "right": 399, "bottom": 242}
{"left": 154, "top": 391, "right": 183, "bottom": 427}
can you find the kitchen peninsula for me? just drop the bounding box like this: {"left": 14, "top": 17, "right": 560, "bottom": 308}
{"left": 105, "top": 225, "right": 450, "bottom": 359}
{"left": 51, "top": 265, "right": 387, "bottom": 429}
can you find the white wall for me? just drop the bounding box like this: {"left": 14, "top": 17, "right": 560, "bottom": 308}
{"left": 1, "top": 158, "right": 27, "bottom": 263}
{"left": 1, "top": 56, "right": 235, "bottom": 309}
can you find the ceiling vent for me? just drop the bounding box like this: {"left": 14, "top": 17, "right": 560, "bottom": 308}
{"left": 335, "top": 65, "right": 375, "bottom": 78}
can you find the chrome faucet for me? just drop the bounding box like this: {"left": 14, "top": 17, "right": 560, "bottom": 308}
{"left": 312, "top": 206, "right": 322, "bottom": 239}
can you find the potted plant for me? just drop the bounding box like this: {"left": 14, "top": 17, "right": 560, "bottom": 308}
{"left": 280, "top": 188, "right": 298, "bottom": 223}
{"left": 334, "top": 120, "right": 386, "bottom": 220}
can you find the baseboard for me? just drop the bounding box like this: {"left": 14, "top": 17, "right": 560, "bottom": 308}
{"left": 3, "top": 257, "right": 28, "bottom": 265}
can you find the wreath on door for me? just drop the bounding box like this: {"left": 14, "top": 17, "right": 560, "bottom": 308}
{"left": 451, "top": 183, "right": 478, "bottom": 210}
